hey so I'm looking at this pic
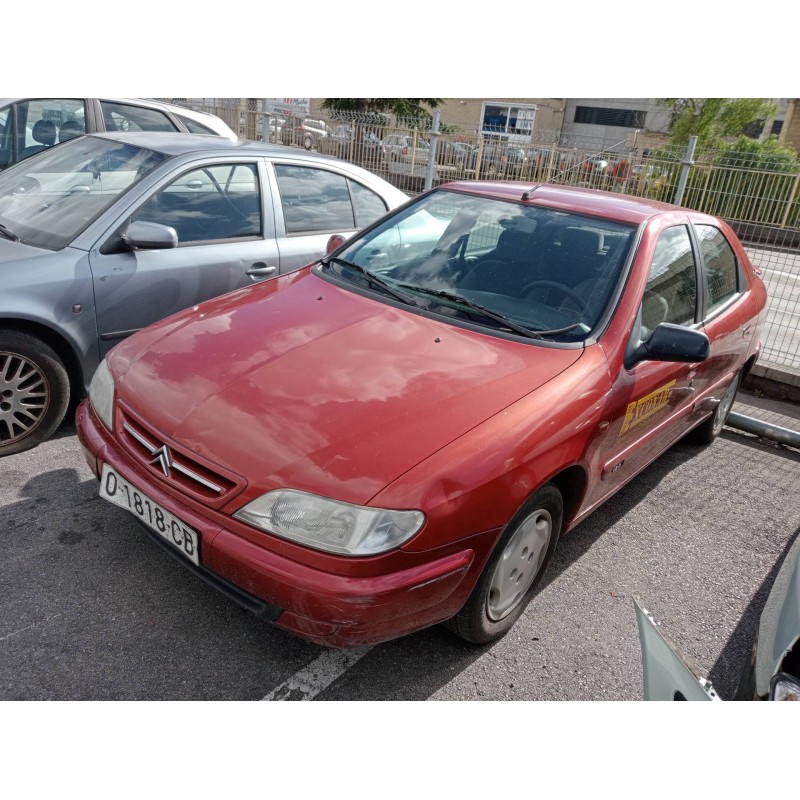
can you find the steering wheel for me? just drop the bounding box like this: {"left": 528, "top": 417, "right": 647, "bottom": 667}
{"left": 522, "top": 280, "right": 593, "bottom": 318}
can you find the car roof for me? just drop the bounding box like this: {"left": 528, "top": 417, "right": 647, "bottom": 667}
{"left": 438, "top": 180, "right": 682, "bottom": 224}
{"left": 81, "top": 132, "right": 410, "bottom": 203}
{"left": 88, "top": 130, "right": 324, "bottom": 157}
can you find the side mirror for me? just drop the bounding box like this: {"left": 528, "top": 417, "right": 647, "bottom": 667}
{"left": 626, "top": 323, "right": 710, "bottom": 369}
{"left": 326, "top": 234, "right": 347, "bottom": 254}
{"left": 122, "top": 220, "right": 178, "bottom": 250}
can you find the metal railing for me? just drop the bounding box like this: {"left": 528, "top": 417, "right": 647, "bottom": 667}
{"left": 162, "top": 100, "right": 800, "bottom": 375}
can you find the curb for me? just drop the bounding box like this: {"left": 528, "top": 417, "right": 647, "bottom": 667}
{"left": 743, "top": 362, "right": 800, "bottom": 405}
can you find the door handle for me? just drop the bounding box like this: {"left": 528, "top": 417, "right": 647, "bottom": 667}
{"left": 246, "top": 265, "right": 277, "bottom": 278}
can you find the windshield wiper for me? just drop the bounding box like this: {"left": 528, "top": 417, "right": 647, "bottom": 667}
{"left": 0, "top": 222, "right": 20, "bottom": 242}
{"left": 397, "top": 285, "right": 543, "bottom": 339}
{"left": 325, "top": 257, "right": 418, "bottom": 306}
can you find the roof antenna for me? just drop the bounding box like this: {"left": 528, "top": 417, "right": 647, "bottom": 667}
{"left": 521, "top": 184, "right": 543, "bottom": 201}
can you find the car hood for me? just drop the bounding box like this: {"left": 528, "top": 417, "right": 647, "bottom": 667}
{"left": 0, "top": 235, "right": 48, "bottom": 265}
{"left": 110, "top": 269, "right": 583, "bottom": 506}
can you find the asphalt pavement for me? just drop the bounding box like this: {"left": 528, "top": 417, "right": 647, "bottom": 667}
{"left": 2, "top": 390, "right": 799, "bottom": 701}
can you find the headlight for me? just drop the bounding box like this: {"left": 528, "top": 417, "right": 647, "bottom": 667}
{"left": 770, "top": 672, "right": 800, "bottom": 701}
{"left": 89, "top": 359, "right": 115, "bottom": 431}
{"left": 233, "top": 489, "right": 425, "bottom": 556}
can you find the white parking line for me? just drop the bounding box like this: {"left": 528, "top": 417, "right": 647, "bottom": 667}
{"left": 262, "top": 646, "right": 374, "bottom": 701}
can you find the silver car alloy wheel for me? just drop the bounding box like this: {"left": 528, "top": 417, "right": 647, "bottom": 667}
{"left": 0, "top": 351, "right": 49, "bottom": 444}
{"left": 712, "top": 374, "right": 740, "bottom": 436}
{"left": 487, "top": 508, "right": 552, "bottom": 621}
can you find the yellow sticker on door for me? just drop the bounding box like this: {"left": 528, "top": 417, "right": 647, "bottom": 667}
{"left": 619, "top": 380, "right": 676, "bottom": 437}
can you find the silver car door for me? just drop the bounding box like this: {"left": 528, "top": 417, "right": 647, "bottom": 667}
{"left": 634, "top": 599, "right": 721, "bottom": 701}
{"left": 89, "top": 158, "right": 279, "bottom": 356}
{"left": 267, "top": 160, "right": 390, "bottom": 273}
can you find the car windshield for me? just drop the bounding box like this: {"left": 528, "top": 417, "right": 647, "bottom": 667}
{"left": 0, "top": 137, "right": 169, "bottom": 250}
{"left": 332, "top": 189, "right": 636, "bottom": 342}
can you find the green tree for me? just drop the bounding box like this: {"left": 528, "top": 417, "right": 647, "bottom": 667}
{"left": 321, "top": 98, "right": 442, "bottom": 117}
{"left": 715, "top": 134, "right": 799, "bottom": 171}
{"left": 658, "top": 98, "right": 778, "bottom": 148}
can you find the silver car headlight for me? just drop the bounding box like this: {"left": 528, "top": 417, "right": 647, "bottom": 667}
{"left": 233, "top": 489, "right": 425, "bottom": 556}
{"left": 770, "top": 672, "right": 800, "bottom": 701}
{"left": 89, "top": 359, "right": 115, "bottom": 431}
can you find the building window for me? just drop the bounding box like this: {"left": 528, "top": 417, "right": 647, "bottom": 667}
{"left": 573, "top": 106, "right": 646, "bottom": 128}
{"left": 480, "top": 103, "right": 537, "bottom": 139}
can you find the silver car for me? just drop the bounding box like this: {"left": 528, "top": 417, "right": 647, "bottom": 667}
{"left": 0, "top": 132, "right": 408, "bottom": 455}
{"left": 636, "top": 528, "right": 800, "bottom": 701}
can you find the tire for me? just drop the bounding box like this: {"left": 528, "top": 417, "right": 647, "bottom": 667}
{"left": 446, "top": 483, "right": 563, "bottom": 644}
{"left": 0, "top": 331, "right": 71, "bottom": 457}
{"left": 688, "top": 369, "right": 741, "bottom": 445}
{"left": 303, "top": 135, "right": 313, "bottom": 151}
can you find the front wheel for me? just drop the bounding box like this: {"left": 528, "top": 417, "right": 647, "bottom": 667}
{"left": 688, "top": 369, "right": 741, "bottom": 445}
{"left": 303, "top": 135, "right": 313, "bottom": 150}
{"left": 446, "top": 483, "right": 563, "bottom": 644}
{"left": 0, "top": 331, "right": 71, "bottom": 457}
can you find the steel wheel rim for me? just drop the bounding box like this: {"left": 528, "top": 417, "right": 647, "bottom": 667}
{"left": 0, "top": 351, "right": 49, "bottom": 444}
{"left": 713, "top": 375, "right": 739, "bottom": 435}
{"left": 487, "top": 508, "right": 552, "bottom": 622}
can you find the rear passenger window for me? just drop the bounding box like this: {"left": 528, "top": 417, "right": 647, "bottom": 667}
{"left": 274, "top": 165, "right": 355, "bottom": 233}
{"left": 176, "top": 115, "right": 217, "bottom": 136}
{"left": 100, "top": 101, "right": 178, "bottom": 133}
{"left": 641, "top": 225, "right": 698, "bottom": 338}
{"left": 350, "top": 180, "right": 388, "bottom": 227}
{"left": 694, "top": 224, "right": 739, "bottom": 313}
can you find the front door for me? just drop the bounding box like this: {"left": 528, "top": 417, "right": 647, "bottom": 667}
{"left": 586, "top": 223, "right": 703, "bottom": 508}
{"left": 90, "top": 159, "right": 279, "bottom": 356}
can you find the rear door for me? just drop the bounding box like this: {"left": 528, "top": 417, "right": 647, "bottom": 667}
{"left": 90, "top": 157, "right": 279, "bottom": 356}
{"left": 267, "top": 161, "right": 391, "bottom": 272}
{"left": 691, "top": 222, "right": 752, "bottom": 411}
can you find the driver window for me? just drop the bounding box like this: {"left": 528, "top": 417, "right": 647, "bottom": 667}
{"left": 132, "top": 163, "right": 261, "bottom": 244}
{"left": 640, "top": 225, "right": 698, "bottom": 340}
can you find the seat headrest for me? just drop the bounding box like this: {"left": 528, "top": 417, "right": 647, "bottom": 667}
{"left": 32, "top": 119, "right": 57, "bottom": 146}
{"left": 59, "top": 120, "right": 84, "bottom": 143}
{"left": 500, "top": 215, "right": 537, "bottom": 234}
{"left": 561, "top": 227, "right": 603, "bottom": 255}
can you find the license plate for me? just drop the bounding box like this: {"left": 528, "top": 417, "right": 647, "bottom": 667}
{"left": 99, "top": 464, "right": 200, "bottom": 566}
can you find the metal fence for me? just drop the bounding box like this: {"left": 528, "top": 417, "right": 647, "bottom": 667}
{"left": 164, "top": 99, "right": 800, "bottom": 374}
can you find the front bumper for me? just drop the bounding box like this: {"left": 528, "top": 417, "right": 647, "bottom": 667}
{"left": 76, "top": 400, "right": 497, "bottom": 647}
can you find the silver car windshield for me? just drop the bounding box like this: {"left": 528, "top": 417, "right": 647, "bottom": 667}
{"left": 0, "top": 137, "right": 169, "bottom": 250}
{"left": 335, "top": 190, "right": 636, "bottom": 341}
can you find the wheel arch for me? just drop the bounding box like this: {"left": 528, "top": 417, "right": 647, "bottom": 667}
{"left": 741, "top": 352, "right": 758, "bottom": 382}
{"left": 0, "top": 318, "right": 86, "bottom": 403}
{"left": 546, "top": 464, "right": 589, "bottom": 530}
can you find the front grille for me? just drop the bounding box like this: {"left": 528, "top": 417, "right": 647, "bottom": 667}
{"left": 118, "top": 405, "right": 242, "bottom": 507}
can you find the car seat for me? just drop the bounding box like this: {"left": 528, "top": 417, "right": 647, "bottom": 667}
{"left": 548, "top": 227, "right": 605, "bottom": 288}
{"left": 640, "top": 291, "right": 670, "bottom": 339}
{"left": 19, "top": 119, "right": 57, "bottom": 160}
{"left": 459, "top": 216, "right": 538, "bottom": 297}
{"left": 59, "top": 120, "right": 84, "bottom": 143}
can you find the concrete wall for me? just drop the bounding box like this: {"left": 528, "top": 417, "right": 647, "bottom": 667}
{"left": 560, "top": 98, "right": 673, "bottom": 150}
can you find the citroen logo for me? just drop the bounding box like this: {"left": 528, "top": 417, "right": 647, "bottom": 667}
{"left": 149, "top": 445, "right": 173, "bottom": 477}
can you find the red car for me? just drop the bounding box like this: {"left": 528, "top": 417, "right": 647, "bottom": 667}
{"left": 76, "top": 182, "right": 767, "bottom": 647}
